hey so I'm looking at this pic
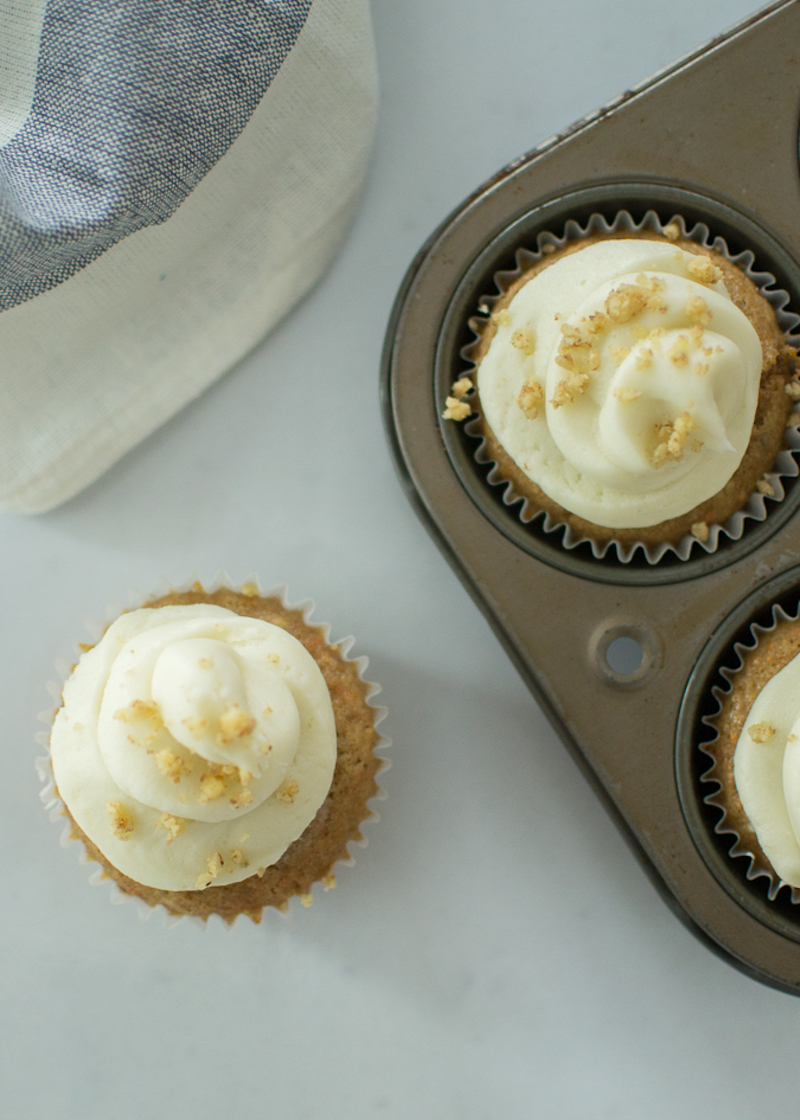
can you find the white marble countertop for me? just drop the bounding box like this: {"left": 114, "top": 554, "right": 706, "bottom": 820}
{"left": 3, "top": 2, "right": 800, "bottom": 1118}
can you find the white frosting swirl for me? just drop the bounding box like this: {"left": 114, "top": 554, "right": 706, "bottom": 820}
{"left": 733, "top": 650, "right": 800, "bottom": 887}
{"left": 50, "top": 604, "right": 337, "bottom": 891}
{"left": 477, "top": 239, "right": 764, "bottom": 528}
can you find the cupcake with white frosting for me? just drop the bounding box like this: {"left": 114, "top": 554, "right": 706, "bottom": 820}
{"left": 704, "top": 606, "right": 800, "bottom": 897}
{"left": 46, "top": 582, "right": 384, "bottom": 921}
{"left": 447, "top": 220, "right": 798, "bottom": 557}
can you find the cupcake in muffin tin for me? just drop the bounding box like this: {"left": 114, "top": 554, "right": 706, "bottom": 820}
{"left": 42, "top": 578, "right": 386, "bottom": 923}
{"left": 444, "top": 212, "right": 800, "bottom": 563}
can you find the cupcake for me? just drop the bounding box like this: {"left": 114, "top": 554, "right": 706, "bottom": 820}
{"left": 706, "top": 607, "right": 800, "bottom": 894}
{"left": 46, "top": 582, "right": 384, "bottom": 922}
{"left": 445, "top": 222, "right": 798, "bottom": 552}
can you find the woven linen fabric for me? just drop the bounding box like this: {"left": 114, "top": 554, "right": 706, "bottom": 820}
{"left": 0, "top": 0, "right": 378, "bottom": 512}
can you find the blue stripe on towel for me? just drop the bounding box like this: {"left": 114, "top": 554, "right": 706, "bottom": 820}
{"left": 0, "top": 0, "right": 312, "bottom": 310}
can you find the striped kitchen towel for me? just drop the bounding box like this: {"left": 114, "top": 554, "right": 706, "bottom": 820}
{"left": 0, "top": 0, "right": 377, "bottom": 512}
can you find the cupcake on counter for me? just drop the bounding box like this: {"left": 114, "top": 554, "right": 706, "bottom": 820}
{"left": 445, "top": 225, "right": 797, "bottom": 550}
{"left": 46, "top": 583, "right": 384, "bottom": 922}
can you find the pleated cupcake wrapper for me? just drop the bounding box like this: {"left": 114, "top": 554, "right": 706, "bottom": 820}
{"left": 463, "top": 209, "right": 800, "bottom": 564}
{"left": 698, "top": 599, "right": 800, "bottom": 904}
{"left": 36, "top": 570, "right": 390, "bottom": 930}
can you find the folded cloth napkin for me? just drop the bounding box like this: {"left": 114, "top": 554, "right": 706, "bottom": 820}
{"left": 0, "top": 0, "right": 377, "bottom": 513}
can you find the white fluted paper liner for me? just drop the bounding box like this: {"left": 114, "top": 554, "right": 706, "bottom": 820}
{"left": 699, "top": 600, "right": 800, "bottom": 904}
{"left": 37, "top": 570, "right": 390, "bottom": 929}
{"left": 462, "top": 209, "right": 800, "bottom": 564}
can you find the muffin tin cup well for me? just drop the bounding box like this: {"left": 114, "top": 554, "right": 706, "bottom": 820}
{"left": 385, "top": 3, "right": 800, "bottom": 989}
{"left": 37, "top": 571, "right": 389, "bottom": 928}
{"left": 456, "top": 208, "right": 800, "bottom": 566}
{"left": 676, "top": 566, "right": 800, "bottom": 943}
{"left": 433, "top": 182, "right": 800, "bottom": 586}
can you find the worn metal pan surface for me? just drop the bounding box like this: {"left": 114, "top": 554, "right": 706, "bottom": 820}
{"left": 382, "top": 0, "right": 800, "bottom": 993}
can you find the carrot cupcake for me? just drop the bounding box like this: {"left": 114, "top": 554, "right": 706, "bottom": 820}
{"left": 47, "top": 583, "right": 383, "bottom": 922}
{"left": 450, "top": 228, "right": 797, "bottom": 549}
{"left": 708, "top": 609, "right": 800, "bottom": 892}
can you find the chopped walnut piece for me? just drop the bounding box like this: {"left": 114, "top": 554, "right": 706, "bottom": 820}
{"left": 510, "top": 328, "right": 534, "bottom": 355}
{"left": 608, "top": 345, "right": 630, "bottom": 361}
{"left": 686, "top": 255, "right": 722, "bottom": 285}
{"left": 686, "top": 295, "right": 712, "bottom": 327}
{"left": 541, "top": 243, "right": 556, "bottom": 255}
{"left": 238, "top": 768, "right": 252, "bottom": 786}
{"left": 155, "top": 749, "right": 185, "bottom": 784}
{"left": 605, "top": 282, "right": 650, "bottom": 324}
{"left": 555, "top": 323, "right": 600, "bottom": 375}
{"left": 516, "top": 378, "right": 544, "bottom": 418}
{"left": 614, "top": 387, "right": 641, "bottom": 402}
{"left": 663, "top": 221, "right": 680, "bottom": 241}
{"left": 757, "top": 477, "right": 776, "bottom": 497}
{"left": 155, "top": 813, "right": 186, "bottom": 844}
{"left": 195, "top": 851, "right": 225, "bottom": 890}
{"left": 691, "top": 521, "right": 710, "bottom": 542}
{"left": 784, "top": 381, "right": 800, "bottom": 401}
{"left": 748, "top": 721, "right": 776, "bottom": 743}
{"left": 450, "top": 376, "right": 473, "bottom": 398}
{"left": 652, "top": 412, "right": 695, "bottom": 466}
{"left": 229, "top": 788, "right": 254, "bottom": 809}
{"left": 442, "top": 396, "right": 471, "bottom": 421}
{"left": 551, "top": 372, "right": 589, "bottom": 408}
{"left": 198, "top": 773, "right": 226, "bottom": 803}
{"left": 107, "top": 801, "right": 134, "bottom": 840}
{"left": 256, "top": 866, "right": 267, "bottom": 878}
{"left": 300, "top": 894, "right": 313, "bottom": 908}
{"left": 277, "top": 778, "right": 300, "bottom": 804}
{"left": 695, "top": 361, "right": 709, "bottom": 376}
{"left": 217, "top": 706, "right": 256, "bottom": 746}
{"left": 114, "top": 699, "right": 163, "bottom": 728}
{"left": 492, "top": 308, "right": 510, "bottom": 326}
{"left": 666, "top": 335, "right": 690, "bottom": 368}
{"left": 267, "top": 653, "right": 280, "bottom": 664}
{"left": 241, "top": 582, "right": 259, "bottom": 597}
{"left": 230, "top": 849, "right": 249, "bottom": 867}
{"left": 321, "top": 873, "right": 337, "bottom": 891}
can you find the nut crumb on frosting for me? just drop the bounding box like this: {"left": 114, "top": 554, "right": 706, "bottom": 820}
{"left": 300, "top": 893, "right": 313, "bottom": 908}
{"left": 107, "top": 801, "right": 134, "bottom": 840}
{"left": 652, "top": 412, "right": 695, "bottom": 466}
{"left": 198, "top": 773, "right": 226, "bottom": 803}
{"left": 663, "top": 221, "right": 680, "bottom": 241}
{"left": 114, "top": 699, "right": 163, "bottom": 729}
{"left": 608, "top": 345, "right": 630, "bottom": 361}
{"left": 691, "top": 521, "right": 710, "bottom": 542}
{"left": 155, "top": 748, "right": 185, "bottom": 784}
{"left": 510, "top": 328, "right": 534, "bottom": 355}
{"left": 492, "top": 308, "right": 510, "bottom": 326}
{"left": 277, "top": 778, "right": 300, "bottom": 804}
{"left": 666, "top": 335, "right": 691, "bottom": 368}
{"left": 748, "top": 721, "right": 776, "bottom": 743}
{"left": 442, "top": 396, "right": 472, "bottom": 421}
{"left": 757, "top": 476, "right": 776, "bottom": 497}
{"left": 516, "top": 377, "right": 544, "bottom": 418}
{"left": 686, "top": 255, "right": 723, "bottom": 285}
{"left": 155, "top": 813, "right": 185, "bottom": 844}
{"left": 229, "top": 788, "right": 254, "bottom": 809}
{"left": 784, "top": 381, "right": 800, "bottom": 400}
{"left": 614, "top": 387, "right": 641, "bottom": 403}
{"left": 230, "top": 849, "right": 249, "bottom": 867}
{"left": 241, "top": 582, "right": 259, "bottom": 597}
{"left": 196, "top": 851, "right": 224, "bottom": 890}
{"left": 686, "top": 295, "right": 712, "bottom": 327}
{"left": 217, "top": 706, "right": 256, "bottom": 745}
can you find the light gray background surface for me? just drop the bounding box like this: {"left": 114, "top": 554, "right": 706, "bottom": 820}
{"left": 2, "top": 2, "right": 798, "bottom": 1118}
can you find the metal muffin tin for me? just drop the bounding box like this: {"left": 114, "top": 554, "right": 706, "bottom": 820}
{"left": 381, "top": 0, "right": 800, "bottom": 993}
